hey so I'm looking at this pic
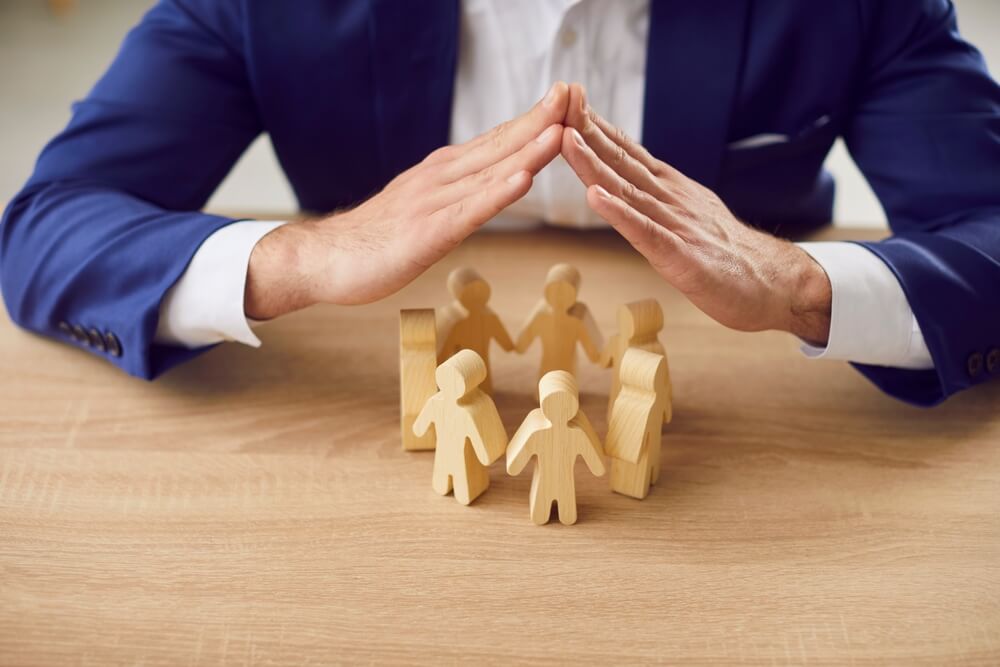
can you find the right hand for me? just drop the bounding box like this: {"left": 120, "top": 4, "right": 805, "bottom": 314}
{"left": 244, "top": 82, "right": 570, "bottom": 320}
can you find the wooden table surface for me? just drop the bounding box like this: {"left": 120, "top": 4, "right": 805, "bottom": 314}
{"left": 2, "top": 227, "right": 999, "bottom": 666}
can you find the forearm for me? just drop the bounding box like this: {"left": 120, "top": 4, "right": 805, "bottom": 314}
{"left": 0, "top": 184, "right": 235, "bottom": 378}
{"left": 243, "top": 220, "right": 320, "bottom": 321}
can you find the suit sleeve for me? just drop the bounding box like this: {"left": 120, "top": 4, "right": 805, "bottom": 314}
{"left": 844, "top": 0, "right": 1000, "bottom": 406}
{"left": 0, "top": 0, "right": 260, "bottom": 379}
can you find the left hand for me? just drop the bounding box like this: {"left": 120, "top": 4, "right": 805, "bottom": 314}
{"left": 560, "top": 84, "right": 832, "bottom": 344}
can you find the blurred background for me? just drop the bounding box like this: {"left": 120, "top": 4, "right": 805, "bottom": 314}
{"left": 1, "top": 0, "right": 997, "bottom": 227}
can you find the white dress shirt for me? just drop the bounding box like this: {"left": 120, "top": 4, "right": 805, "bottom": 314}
{"left": 155, "top": 0, "right": 934, "bottom": 371}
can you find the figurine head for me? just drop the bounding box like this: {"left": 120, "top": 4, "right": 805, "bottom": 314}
{"left": 436, "top": 349, "right": 487, "bottom": 400}
{"left": 618, "top": 299, "right": 663, "bottom": 341}
{"left": 448, "top": 267, "right": 491, "bottom": 309}
{"left": 543, "top": 263, "right": 580, "bottom": 311}
{"left": 538, "top": 370, "right": 580, "bottom": 424}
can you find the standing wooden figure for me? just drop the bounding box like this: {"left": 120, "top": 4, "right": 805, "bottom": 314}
{"left": 507, "top": 371, "right": 606, "bottom": 525}
{"left": 604, "top": 348, "right": 672, "bottom": 500}
{"left": 399, "top": 309, "right": 438, "bottom": 451}
{"left": 599, "top": 299, "right": 672, "bottom": 422}
{"left": 515, "top": 264, "right": 603, "bottom": 382}
{"left": 437, "top": 268, "right": 514, "bottom": 395}
{"left": 413, "top": 349, "right": 508, "bottom": 505}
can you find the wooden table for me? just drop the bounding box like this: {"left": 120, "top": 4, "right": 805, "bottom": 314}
{"left": 2, "top": 228, "right": 999, "bottom": 665}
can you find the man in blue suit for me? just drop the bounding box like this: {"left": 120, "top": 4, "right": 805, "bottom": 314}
{"left": 1, "top": 0, "right": 998, "bottom": 407}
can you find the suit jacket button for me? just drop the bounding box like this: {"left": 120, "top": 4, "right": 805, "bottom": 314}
{"left": 967, "top": 352, "right": 984, "bottom": 378}
{"left": 71, "top": 324, "right": 89, "bottom": 345}
{"left": 87, "top": 328, "right": 106, "bottom": 352}
{"left": 58, "top": 321, "right": 72, "bottom": 337}
{"left": 104, "top": 332, "right": 122, "bottom": 357}
{"left": 987, "top": 348, "right": 1000, "bottom": 374}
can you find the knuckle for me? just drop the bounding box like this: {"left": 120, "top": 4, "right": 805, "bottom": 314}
{"left": 477, "top": 165, "right": 496, "bottom": 183}
{"left": 612, "top": 145, "right": 628, "bottom": 168}
{"left": 448, "top": 199, "right": 467, "bottom": 222}
{"left": 490, "top": 123, "right": 508, "bottom": 150}
{"left": 613, "top": 126, "right": 630, "bottom": 147}
{"left": 620, "top": 181, "right": 639, "bottom": 204}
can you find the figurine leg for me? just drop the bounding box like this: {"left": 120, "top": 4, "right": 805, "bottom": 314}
{"left": 432, "top": 453, "right": 453, "bottom": 497}
{"left": 456, "top": 448, "right": 490, "bottom": 505}
{"left": 528, "top": 474, "right": 552, "bottom": 525}
{"left": 556, "top": 496, "right": 578, "bottom": 525}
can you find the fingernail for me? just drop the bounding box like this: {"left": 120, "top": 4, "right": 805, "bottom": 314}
{"left": 571, "top": 128, "right": 586, "bottom": 148}
{"left": 536, "top": 125, "right": 557, "bottom": 144}
{"left": 543, "top": 83, "right": 559, "bottom": 107}
{"left": 593, "top": 185, "right": 611, "bottom": 199}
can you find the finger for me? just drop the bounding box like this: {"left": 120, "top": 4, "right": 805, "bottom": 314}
{"left": 567, "top": 83, "right": 682, "bottom": 183}
{"left": 426, "top": 123, "right": 562, "bottom": 211}
{"left": 429, "top": 171, "right": 534, "bottom": 247}
{"left": 585, "top": 184, "right": 683, "bottom": 273}
{"left": 561, "top": 125, "right": 679, "bottom": 224}
{"left": 440, "top": 81, "right": 569, "bottom": 181}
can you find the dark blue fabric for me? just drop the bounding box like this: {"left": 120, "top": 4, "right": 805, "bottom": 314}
{"left": 1, "top": 0, "right": 998, "bottom": 406}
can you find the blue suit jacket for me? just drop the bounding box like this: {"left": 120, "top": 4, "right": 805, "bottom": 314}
{"left": 2, "top": 0, "right": 999, "bottom": 406}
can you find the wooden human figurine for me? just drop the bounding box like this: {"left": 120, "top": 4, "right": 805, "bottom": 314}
{"left": 399, "top": 309, "right": 438, "bottom": 451}
{"left": 515, "top": 264, "right": 603, "bottom": 382}
{"left": 599, "top": 298, "right": 672, "bottom": 422}
{"left": 507, "top": 370, "right": 606, "bottom": 525}
{"left": 436, "top": 267, "right": 514, "bottom": 395}
{"left": 604, "top": 348, "right": 672, "bottom": 500}
{"left": 412, "top": 349, "right": 508, "bottom": 505}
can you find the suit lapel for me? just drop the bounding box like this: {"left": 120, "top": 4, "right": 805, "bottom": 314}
{"left": 369, "top": 0, "right": 460, "bottom": 184}
{"left": 642, "top": 0, "right": 751, "bottom": 189}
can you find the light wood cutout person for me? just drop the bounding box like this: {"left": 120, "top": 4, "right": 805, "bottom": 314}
{"left": 515, "top": 263, "right": 603, "bottom": 381}
{"left": 413, "top": 349, "right": 507, "bottom": 505}
{"left": 437, "top": 268, "right": 514, "bottom": 395}
{"left": 507, "top": 370, "right": 606, "bottom": 525}
{"left": 605, "top": 348, "right": 672, "bottom": 499}
{"left": 600, "top": 298, "right": 672, "bottom": 421}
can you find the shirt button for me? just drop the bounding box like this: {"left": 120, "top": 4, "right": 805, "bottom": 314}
{"left": 104, "top": 332, "right": 122, "bottom": 358}
{"left": 71, "top": 324, "right": 89, "bottom": 345}
{"left": 987, "top": 348, "right": 1000, "bottom": 374}
{"left": 58, "top": 321, "right": 72, "bottom": 337}
{"left": 560, "top": 27, "right": 578, "bottom": 48}
{"left": 87, "top": 328, "right": 106, "bottom": 352}
{"left": 967, "top": 352, "right": 984, "bottom": 378}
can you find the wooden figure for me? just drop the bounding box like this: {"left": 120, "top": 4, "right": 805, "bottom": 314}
{"left": 413, "top": 349, "right": 508, "bottom": 505}
{"left": 515, "top": 264, "right": 603, "bottom": 382}
{"left": 604, "top": 348, "right": 672, "bottom": 500}
{"left": 599, "top": 299, "right": 673, "bottom": 422}
{"left": 507, "top": 371, "right": 605, "bottom": 525}
{"left": 436, "top": 267, "right": 514, "bottom": 395}
{"left": 399, "top": 309, "right": 438, "bottom": 451}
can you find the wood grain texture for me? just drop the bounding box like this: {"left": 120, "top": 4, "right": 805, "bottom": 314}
{"left": 2, "top": 227, "right": 1000, "bottom": 666}
{"left": 399, "top": 308, "right": 437, "bottom": 451}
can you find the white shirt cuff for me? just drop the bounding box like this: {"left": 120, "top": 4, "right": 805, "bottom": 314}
{"left": 796, "top": 241, "right": 934, "bottom": 370}
{"left": 155, "top": 220, "right": 287, "bottom": 348}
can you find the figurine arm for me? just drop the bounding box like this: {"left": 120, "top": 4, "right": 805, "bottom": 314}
{"left": 572, "top": 304, "right": 604, "bottom": 363}
{"left": 597, "top": 335, "right": 616, "bottom": 369}
{"left": 571, "top": 411, "right": 606, "bottom": 477}
{"left": 490, "top": 312, "right": 515, "bottom": 352}
{"left": 412, "top": 397, "right": 437, "bottom": 437}
{"left": 506, "top": 412, "right": 543, "bottom": 475}
{"left": 514, "top": 308, "right": 542, "bottom": 353}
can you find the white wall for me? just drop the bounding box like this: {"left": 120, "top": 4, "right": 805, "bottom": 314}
{"left": 1, "top": 0, "right": 997, "bottom": 226}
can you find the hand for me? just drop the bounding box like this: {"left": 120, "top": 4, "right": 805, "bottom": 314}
{"left": 244, "top": 82, "right": 571, "bottom": 319}
{"left": 560, "top": 84, "right": 832, "bottom": 344}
